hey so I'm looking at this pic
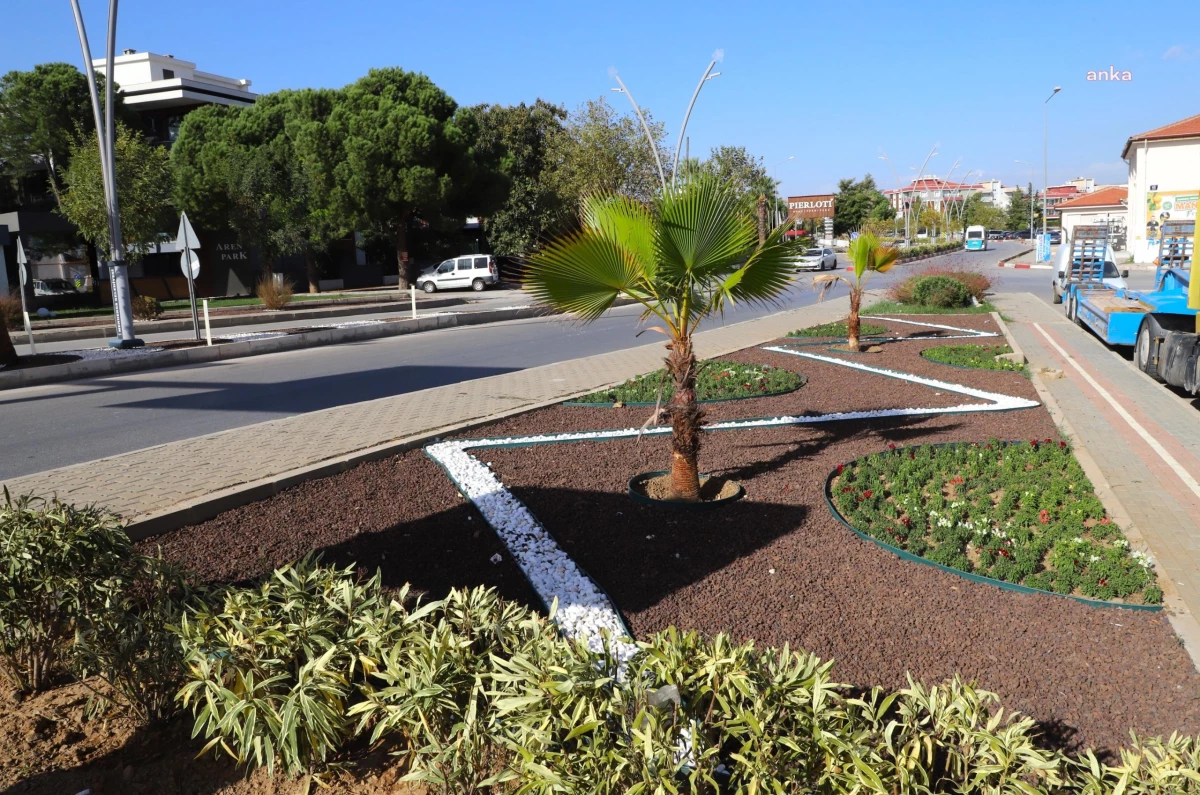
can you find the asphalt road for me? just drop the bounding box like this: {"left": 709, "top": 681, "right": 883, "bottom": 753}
{"left": 0, "top": 242, "right": 1137, "bottom": 479}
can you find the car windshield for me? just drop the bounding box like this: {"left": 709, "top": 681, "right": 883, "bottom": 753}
{"left": 804, "top": 248, "right": 822, "bottom": 256}
{"left": 1103, "top": 262, "right": 1121, "bottom": 278}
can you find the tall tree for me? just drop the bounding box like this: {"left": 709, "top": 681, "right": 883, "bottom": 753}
{"left": 58, "top": 124, "right": 173, "bottom": 262}
{"left": 692, "top": 145, "right": 784, "bottom": 218}
{"left": 547, "top": 97, "right": 668, "bottom": 207}
{"left": 1005, "top": 186, "right": 1041, "bottom": 232}
{"left": 833, "top": 175, "right": 889, "bottom": 235}
{"left": 0, "top": 63, "right": 124, "bottom": 206}
{"left": 471, "top": 100, "right": 567, "bottom": 257}
{"left": 307, "top": 68, "right": 503, "bottom": 289}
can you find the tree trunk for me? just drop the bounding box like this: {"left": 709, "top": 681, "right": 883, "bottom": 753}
{"left": 756, "top": 195, "right": 767, "bottom": 246}
{"left": 0, "top": 323, "right": 17, "bottom": 368}
{"left": 847, "top": 287, "right": 862, "bottom": 352}
{"left": 393, "top": 216, "right": 411, "bottom": 291}
{"left": 665, "top": 336, "right": 703, "bottom": 501}
{"left": 305, "top": 247, "right": 320, "bottom": 294}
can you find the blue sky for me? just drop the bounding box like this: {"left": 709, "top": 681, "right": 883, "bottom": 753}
{"left": 6, "top": 0, "right": 1199, "bottom": 198}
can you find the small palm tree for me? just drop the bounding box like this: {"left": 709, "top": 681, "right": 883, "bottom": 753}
{"left": 523, "top": 178, "right": 797, "bottom": 501}
{"left": 814, "top": 232, "right": 899, "bottom": 351}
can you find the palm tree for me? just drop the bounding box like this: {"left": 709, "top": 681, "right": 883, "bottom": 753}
{"left": 814, "top": 232, "right": 899, "bottom": 352}
{"left": 523, "top": 178, "right": 797, "bottom": 501}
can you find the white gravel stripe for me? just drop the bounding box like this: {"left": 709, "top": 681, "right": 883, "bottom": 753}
{"left": 861, "top": 315, "right": 1000, "bottom": 340}
{"left": 425, "top": 348, "right": 1038, "bottom": 658}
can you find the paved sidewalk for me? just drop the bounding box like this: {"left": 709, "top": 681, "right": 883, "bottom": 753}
{"left": 1, "top": 297, "right": 853, "bottom": 534}
{"left": 996, "top": 292, "right": 1200, "bottom": 630}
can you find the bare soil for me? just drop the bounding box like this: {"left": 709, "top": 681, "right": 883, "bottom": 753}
{"left": 7, "top": 314, "right": 1199, "bottom": 793}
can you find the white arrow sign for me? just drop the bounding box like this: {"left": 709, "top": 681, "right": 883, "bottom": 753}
{"left": 16, "top": 236, "right": 27, "bottom": 286}
{"left": 176, "top": 212, "right": 201, "bottom": 251}
{"left": 180, "top": 250, "right": 201, "bottom": 279}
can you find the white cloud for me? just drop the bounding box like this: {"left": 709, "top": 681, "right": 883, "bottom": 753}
{"left": 1163, "top": 44, "right": 1194, "bottom": 60}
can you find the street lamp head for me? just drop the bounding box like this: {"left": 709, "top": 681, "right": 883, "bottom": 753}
{"left": 1053, "top": 86, "right": 1061, "bottom": 93}
{"left": 706, "top": 72, "right": 721, "bottom": 80}
{"left": 610, "top": 87, "right": 624, "bottom": 93}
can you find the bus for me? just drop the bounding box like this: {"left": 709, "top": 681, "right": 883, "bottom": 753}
{"left": 964, "top": 225, "right": 988, "bottom": 251}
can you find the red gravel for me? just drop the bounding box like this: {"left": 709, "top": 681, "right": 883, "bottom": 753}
{"left": 147, "top": 314, "right": 1200, "bottom": 756}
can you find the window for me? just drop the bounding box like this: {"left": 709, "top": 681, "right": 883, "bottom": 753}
{"left": 457, "top": 258, "right": 473, "bottom": 271}
{"left": 437, "top": 260, "right": 455, "bottom": 274}
{"left": 162, "top": 68, "right": 175, "bottom": 80}
{"left": 474, "top": 256, "right": 489, "bottom": 269}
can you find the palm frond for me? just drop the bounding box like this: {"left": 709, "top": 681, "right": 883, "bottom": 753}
{"left": 523, "top": 228, "right": 647, "bottom": 322}
{"left": 656, "top": 178, "right": 757, "bottom": 284}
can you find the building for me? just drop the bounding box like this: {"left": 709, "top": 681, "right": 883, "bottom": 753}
{"left": 883, "top": 177, "right": 985, "bottom": 214}
{"left": 94, "top": 50, "right": 256, "bottom": 145}
{"left": 976, "top": 179, "right": 1016, "bottom": 211}
{"left": 1122, "top": 112, "right": 1200, "bottom": 262}
{"left": 1054, "top": 186, "right": 1128, "bottom": 249}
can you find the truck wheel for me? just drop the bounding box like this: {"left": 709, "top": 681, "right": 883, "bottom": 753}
{"left": 1052, "top": 284, "right": 1062, "bottom": 304}
{"left": 1135, "top": 321, "right": 1163, "bottom": 381}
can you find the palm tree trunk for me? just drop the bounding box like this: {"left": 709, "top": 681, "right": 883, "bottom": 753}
{"left": 666, "top": 336, "right": 703, "bottom": 501}
{"left": 847, "top": 287, "right": 862, "bottom": 352}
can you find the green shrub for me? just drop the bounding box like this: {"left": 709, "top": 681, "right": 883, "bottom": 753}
{"left": 922, "top": 344, "right": 1027, "bottom": 373}
{"left": 0, "top": 491, "right": 133, "bottom": 692}
{"left": 1, "top": 290, "right": 21, "bottom": 330}
{"left": 790, "top": 321, "right": 889, "bottom": 338}
{"left": 574, "top": 361, "right": 803, "bottom": 404}
{"left": 175, "top": 557, "right": 417, "bottom": 777}
{"left": 911, "top": 275, "right": 972, "bottom": 308}
{"left": 72, "top": 553, "right": 200, "bottom": 724}
{"left": 131, "top": 295, "right": 163, "bottom": 320}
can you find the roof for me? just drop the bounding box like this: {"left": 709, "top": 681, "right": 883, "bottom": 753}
{"left": 1045, "top": 185, "right": 1081, "bottom": 198}
{"left": 1121, "top": 112, "right": 1200, "bottom": 158}
{"left": 883, "top": 179, "right": 985, "bottom": 195}
{"left": 1054, "top": 185, "right": 1128, "bottom": 211}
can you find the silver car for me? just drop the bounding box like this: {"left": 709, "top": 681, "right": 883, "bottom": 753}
{"left": 795, "top": 247, "right": 837, "bottom": 271}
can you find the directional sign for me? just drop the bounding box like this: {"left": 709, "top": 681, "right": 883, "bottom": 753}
{"left": 176, "top": 212, "right": 201, "bottom": 250}
{"left": 16, "top": 237, "right": 27, "bottom": 286}
{"left": 180, "top": 250, "right": 201, "bottom": 279}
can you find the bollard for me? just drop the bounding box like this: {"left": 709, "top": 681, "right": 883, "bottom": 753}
{"left": 202, "top": 299, "right": 212, "bottom": 346}
{"left": 410, "top": 285, "right": 417, "bottom": 320}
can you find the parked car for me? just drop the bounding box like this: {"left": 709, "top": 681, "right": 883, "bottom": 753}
{"left": 1048, "top": 229, "right": 1062, "bottom": 244}
{"left": 794, "top": 246, "right": 837, "bottom": 271}
{"left": 32, "top": 278, "right": 79, "bottom": 297}
{"left": 986, "top": 230, "right": 1005, "bottom": 240}
{"left": 418, "top": 255, "right": 500, "bottom": 293}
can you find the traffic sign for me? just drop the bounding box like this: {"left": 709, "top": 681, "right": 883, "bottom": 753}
{"left": 180, "top": 250, "right": 200, "bottom": 279}
{"left": 176, "top": 212, "right": 201, "bottom": 250}
{"left": 16, "top": 237, "right": 26, "bottom": 286}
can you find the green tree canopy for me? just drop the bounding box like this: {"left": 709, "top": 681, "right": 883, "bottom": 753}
{"left": 691, "top": 145, "right": 780, "bottom": 216}
{"left": 963, "top": 193, "right": 1006, "bottom": 230}
{"left": 471, "top": 100, "right": 567, "bottom": 257}
{"left": 1005, "top": 186, "right": 1042, "bottom": 231}
{"left": 58, "top": 124, "right": 173, "bottom": 262}
{"left": 833, "top": 175, "right": 890, "bottom": 235}
{"left": 0, "top": 63, "right": 126, "bottom": 206}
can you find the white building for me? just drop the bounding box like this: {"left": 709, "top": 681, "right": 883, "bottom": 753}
{"left": 93, "top": 50, "right": 256, "bottom": 145}
{"left": 1054, "top": 186, "right": 1128, "bottom": 250}
{"left": 883, "top": 177, "right": 985, "bottom": 213}
{"left": 1122, "top": 112, "right": 1200, "bottom": 262}
{"left": 977, "top": 179, "right": 1015, "bottom": 210}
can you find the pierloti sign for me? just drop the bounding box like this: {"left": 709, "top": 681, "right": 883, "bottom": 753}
{"left": 787, "top": 194, "right": 836, "bottom": 221}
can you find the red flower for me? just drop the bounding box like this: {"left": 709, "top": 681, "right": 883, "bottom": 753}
{"left": 841, "top": 487, "right": 853, "bottom": 493}
{"left": 888, "top": 443, "right": 897, "bottom": 450}
{"left": 1059, "top": 441, "right": 1067, "bottom": 449}
{"left": 1038, "top": 509, "right": 1050, "bottom": 524}
{"left": 1100, "top": 517, "right": 1110, "bottom": 524}
{"left": 837, "top": 464, "right": 844, "bottom": 474}
{"left": 1030, "top": 439, "right": 1039, "bottom": 447}
{"left": 909, "top": 452, "right": 915, "bottom": 459}
{"left": 900, "top": 517, "right": 911, "bottom": 527}
{"left": 863, "top": 490, "right": 873, "bottom": 499}
{"left": 1099, "top": 578, "right": 1108, "bottom": 586}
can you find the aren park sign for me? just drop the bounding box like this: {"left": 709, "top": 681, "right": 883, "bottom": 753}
{"left": 787, "top": 194, "right": 836, "bottom": 221}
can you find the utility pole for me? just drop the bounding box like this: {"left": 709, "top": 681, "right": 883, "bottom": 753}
{"left": 68, "top": 0, "right": 142, "bottom": 348}
{"left": 1043, "top": 86, "right": 1061, "bottom": 238}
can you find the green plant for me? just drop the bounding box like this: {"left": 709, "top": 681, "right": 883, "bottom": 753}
{"left": 255, "top": 274, "right": 294, "bottom": 310}
{"left": 831, "top": 440, "right": 1160, "bottom": 603}
{"left": 862, "top": 299, "right": 997, "bottom": 316}
{"left": 574, "top": 361, "right": 803, "bottom": 404}
{"left": 911, "top": 275, "right": 971, "bottom": 308}
{"left": 72, "top": 553, "right": 200, "bottom": 725}
{"left": 0, "top": 491, "right": 133, "bottom": 692}
{"left": 176, "top": 557, "right": 416, "bottom": 777}
{"left": 922, "top": 344, "right": 1027, "bottom": 374}
{"left": 524, "top": 176, "right": 797, "bottom": 500}
{"left": 814, "top": 231, "right": 899, "bottom": 351}
{"left": 790, "top": 320, "right": 889, "bottom": 338}
{"left": 131, "top": 294, "right": 162, "bottom": 321}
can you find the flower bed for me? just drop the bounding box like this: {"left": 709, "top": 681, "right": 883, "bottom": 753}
{"left": 788, "top": 321, "right": 889, "bottom": 338}
{"left": 569, "top": 361, "right": 803, "bottom": 405}
{"left": 921, "top": 344, "right": 1027, "bottom": 373}
{"left": 830, "top": 440, "right": 1162, "bottom": 604}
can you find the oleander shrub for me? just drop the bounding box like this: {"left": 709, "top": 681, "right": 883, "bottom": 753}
{"left": 832, "top": 439, "right": 1161, "bottom": 603}
{"left": 1, "top": 290, "right": 21, "bottom": 330}
{"left": 131, "top": 294, "right": 163, "bottom": 320}
{"left": 256, "top": 273, "right": 294, "bottom": 310}
{"left": 0, "top": 491, "right": 133, "bottom": 692}
{"left": 889, "top": 265, "right": 993, "bottom": 306}
{"left": 911, "top": 275, "right": 972, "bottom": 308}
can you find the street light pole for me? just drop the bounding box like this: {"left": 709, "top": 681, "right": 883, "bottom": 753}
{"left": 610, "top": 78, "right": 666, "bottom": 193}
{"left": 1015, "top": 159, "right": 1035, "bottom": 239}
{"left": 68, "top": 0, "right": 141, "bottom": 348}
{"left": 771, "top": 156, "right": 793, "bottom": 228}
{"left": 671, "top": 59, "right": 721, "bottom": 187}
{"left": 1043, "top": 86, "right": 1061, "bottom": 238}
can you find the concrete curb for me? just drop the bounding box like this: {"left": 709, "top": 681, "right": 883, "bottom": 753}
{"left": 1, "top": 305, "right": 550, "bottom": 391}
{"left": 993, "top": 303, "right": 1200, "bottom": 672}
{"left": 998, "top": 247, "right": 1034, "bottom": 264}
{"left": 14, "top": 295, "right": 468, "bottom": 344}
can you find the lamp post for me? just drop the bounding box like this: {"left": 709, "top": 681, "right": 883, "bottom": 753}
{"left": 68, "top": 0, "right": 141, "bottom": 348}
{"left": 670, "top": 58, "right": 721, "bottom": 186}
{"left": 1015, "top": 159, "right": 1036, "bottom": 239}
{"left": 908, "top": 145, "right": 939, "bottom": 239}
{"left": 610, "top": 78, "right": 667, "bottom": 193}
{"left": 771, "top": 156, "right": 794, "bottom": 227}
{"left": 1043, "top": 86, "right": 1061, "bottom": 238}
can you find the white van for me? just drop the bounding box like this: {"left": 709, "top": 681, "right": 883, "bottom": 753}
{"left": 418, "top": 255, "right": 500, "bottom": 293}
{"left": 1050, "top": 239, "right": 1128, "bottom": 304}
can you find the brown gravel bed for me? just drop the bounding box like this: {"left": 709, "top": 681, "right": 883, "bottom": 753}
{"left": 134, "top": 313, "right": 1200, "bottom": 761}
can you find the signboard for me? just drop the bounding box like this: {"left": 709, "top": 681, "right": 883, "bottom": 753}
{"left": 180, "top": 251, "right": 201, "bottom": 279}
{"left": 1146, "top": 190, "right": 1198, "bottom": 251}
{"left": 787, "top": 194, "right": 836, "bottom": 221}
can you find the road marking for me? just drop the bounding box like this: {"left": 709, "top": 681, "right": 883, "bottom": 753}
{"left": 1034, "top": 322, "right": 1200, "bottom": 501}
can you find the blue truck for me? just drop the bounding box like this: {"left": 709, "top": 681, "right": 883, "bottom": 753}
{"left": 1062, "top": 221, "right": 1197, "bottom": 385}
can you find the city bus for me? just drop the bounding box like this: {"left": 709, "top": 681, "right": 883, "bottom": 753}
{"left": 964, "top": 225, "right": 988, "bottom": 251}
